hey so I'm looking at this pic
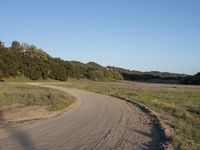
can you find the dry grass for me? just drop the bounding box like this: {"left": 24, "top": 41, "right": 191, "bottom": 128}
{"left": 0, "top": 82, "right": 75, "bottom": 111}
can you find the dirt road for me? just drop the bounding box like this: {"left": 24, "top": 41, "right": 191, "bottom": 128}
{"left": 0, "top": 84, "right": 166, "bottom": 150}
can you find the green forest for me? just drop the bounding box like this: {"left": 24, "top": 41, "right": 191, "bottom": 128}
{"left": 0, "top": 40, "right": 199, "bottom": 84}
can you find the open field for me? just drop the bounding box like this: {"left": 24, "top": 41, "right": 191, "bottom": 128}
{"left": 48, "top": 80, "right": 200, "bottom": 150}
{"left": 0, "top": 82, "right": 75, "bottom": 123}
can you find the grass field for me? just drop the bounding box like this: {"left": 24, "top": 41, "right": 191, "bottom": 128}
{"left": 0, "top": 82, "right": 75, "bottom": 111}
{"left": 48, "top": 79, "right": 200, "bottom": 150}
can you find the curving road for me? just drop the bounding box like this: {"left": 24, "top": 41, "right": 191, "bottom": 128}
{"left": 0, "top": 84, "right": 165, "bottom": 150}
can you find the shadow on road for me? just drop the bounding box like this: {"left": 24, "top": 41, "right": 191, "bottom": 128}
{"left": 132, "top": 128, "right": 165, "bottom": 150}
{"left": 0, "top": 111, "right": 37, "bottom": 150}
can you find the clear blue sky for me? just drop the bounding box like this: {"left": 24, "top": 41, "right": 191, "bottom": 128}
{"left": 0, "top": 0, "right": 199, "bottom": 75}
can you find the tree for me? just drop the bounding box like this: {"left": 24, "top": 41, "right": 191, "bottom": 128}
{"left": 0, "top": 41, "right": 4, "bottom": 48}
{"left": 87, "top": 69, "right": 105, "bottom": 80}
{"left": 49, "top": 64, "right": 67, "bottom": 81}
{"left": 11, "top": 41, "right": 21, "bottom": 51}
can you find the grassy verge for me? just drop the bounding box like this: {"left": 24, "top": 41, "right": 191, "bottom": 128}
{"left": 2, "top": 75, "right": 59, "bottom": 82}
{"left": 48, "top": 79, "right": 200, "bottom": 150}
{"left": 0, "top": 82, "right": 75, "bottom": 111}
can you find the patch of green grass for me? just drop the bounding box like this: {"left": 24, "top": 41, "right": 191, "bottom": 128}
{"left": 0, "top": 83, "right": 75, "bottom": 111}
{"left": 49, "top": 80, "right": 200, "bottom": 150}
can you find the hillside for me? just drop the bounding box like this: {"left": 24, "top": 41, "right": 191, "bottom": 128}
{"left": 0, "top": 41, "right": 122, "bottom": 81}
{"left": 0, "top": 40, "right": 199, "bottom": 84}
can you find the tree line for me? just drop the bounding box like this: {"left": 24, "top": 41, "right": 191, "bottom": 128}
{"left": 0, "top": 40, "right": 199, "bottom": 85}
{"left": 0, "top": 41, "right": 123, "bottom": 81}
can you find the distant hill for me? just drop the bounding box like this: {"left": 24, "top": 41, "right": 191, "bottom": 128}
{"left": 0, "top": 40, "right": 199, "bottom": 84}
{"left": 106, "top": 66, "right": 193, "bottom": 84}
{"left": 87, "top": 62, "right": 104, "bottom": 69}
